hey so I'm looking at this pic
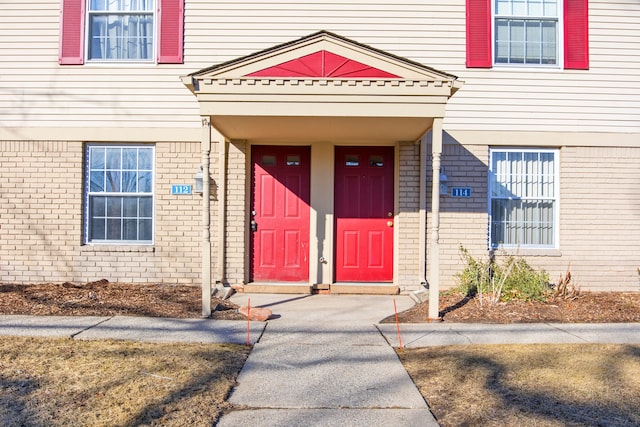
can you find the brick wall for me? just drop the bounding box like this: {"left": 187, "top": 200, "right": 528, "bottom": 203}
{"left": 0, "top": 140, "right": 206, "bottom": 285}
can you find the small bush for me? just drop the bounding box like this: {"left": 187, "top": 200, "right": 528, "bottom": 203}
{"left": 454, "top": 246, "right": 551, "bottom": 303}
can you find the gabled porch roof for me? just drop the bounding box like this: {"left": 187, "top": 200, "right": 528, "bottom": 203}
{"left": 182, "top": 31, "right": 462, "bottom": 142}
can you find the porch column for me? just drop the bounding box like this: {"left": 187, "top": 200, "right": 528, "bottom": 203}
{"left": 418, "top": 135, "right": 428, "bottom": 286}
{"left": 428, "top": 117, "right": 444, "bottom": 320}
{"left": 201, "top": 117, "right": 212, "bottom": 317}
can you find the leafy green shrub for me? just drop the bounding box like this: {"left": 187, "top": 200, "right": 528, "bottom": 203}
{"left": 454, "top": 245, "right": 551, "bottom": 303}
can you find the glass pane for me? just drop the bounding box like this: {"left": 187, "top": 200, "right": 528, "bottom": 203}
{"left": 90, "top": 147, "right": 105, "bottom": 169}
{"left": 138, "top": 148, "right": 153, "bottom": 169}
{"left": 495, "top": 20, "right": 510, "bottom": 63}
{"left": 139, "top": 197, "right": 153, "bottom": 217}
{"left": 107, "top": 219, "right": 121, "bottom": 240}
{"left": 106, "top": 171, "right": 121, "bottom": 192}
{"left": 541, "top": 21, "right": 557, "bottom": 64}
{"left": 90, "top": 196, "right": 106, "bottom": 217}
{"left": 123, "top": 218, "right": 138, "bottom": 240}
{"left": 90, "top": 218, "right": 106, "bottom": 240}
{"left": 106, "top": 148, "right": 121, "bottom": 169}
{"left": 510, "top": 20, "right": 525, "bottom": 63}
{"left": 122, "top": 171, "right": 137, "bottom": 192}
{"left": 370, "top": 155, "right": 384, "bottom": 167}
{"left": 528, "top": 0, "right": 542, "bottom": 16}
{"left": 123, "top": 197, "right": 138, "bottom": 217}
{"left": 544, "top": 0, "right": 557, "bottom": 16}
{"left": 525, "top": 22, "right": 542, "bottom": 64}
{"left": 345, "top": 155, "right": 359, "bottom": 167}
{"left": 495, "top": 0, "right": 510, "bottom": 15}
{"left": 512, "top": 0, "right": 526, "bottom": 15}
{"left": 286, "top": 155, "right": 301, "bottom": 166}
{"left": 261, "top": 155, "right": 276, "bottom": 166}
{"left": 90, "top": 171, "right": 105, "bottom": 192}
{"left": 139, "top": 219, "right": 152, "bottom": 241}
{"left": 107, "top": 197, "right": 122, "bottom": 217}
{"left": 123, "top": 148, "right": 138, "bottom": 169}
{"left": 138, "top": 171, "right": 152, "bottom": 193}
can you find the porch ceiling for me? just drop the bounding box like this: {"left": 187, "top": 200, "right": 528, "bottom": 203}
{"left": 209, "top": 115, "right": 435, "bottom": 143}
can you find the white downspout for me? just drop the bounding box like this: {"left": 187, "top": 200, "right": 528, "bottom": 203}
{"left": 201, "top": 117, "right": 212, "bottom": 317}
{"left": 428, "top": 117, "right": 444, "bottom": 321}
{"left": 216, "top": 131, "right": 227, "bottom": 289}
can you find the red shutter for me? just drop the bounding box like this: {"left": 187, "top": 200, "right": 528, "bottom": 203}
{"left": 466, "top": 0, "right": 492, "bottom": 68}
{"left": 564, "top": 0, "right": 589, "bottom": 69}
{"left": 59, "top": 0, "right": 85, "bottom": 65}
{"left": 157, "top": 0, "right": 184, "bottom": 64}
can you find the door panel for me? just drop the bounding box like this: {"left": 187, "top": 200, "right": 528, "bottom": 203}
{"left": 335, "top": 146, "right": 394, "bottom": 282}
{"left": 251, "top": 146, "right": 310, "bottom": 282}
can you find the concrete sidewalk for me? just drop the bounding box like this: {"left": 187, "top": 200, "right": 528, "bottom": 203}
{"left": 378, "top": 321, "right": 640, "bottom": 348}
{"left": 0, "top": 314, "right": 265, "bottom": 344}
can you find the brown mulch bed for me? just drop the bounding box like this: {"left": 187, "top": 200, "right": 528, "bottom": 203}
{"left": 385, "top": 291, "right": 640, "bottom": 324}
{"left": 1, "top": 281, "right": 639, "bottom": 323}
{"left": 0, "top": 280, "right": 244, "bottom": 320}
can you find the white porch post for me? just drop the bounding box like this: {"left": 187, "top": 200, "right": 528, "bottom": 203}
{"left": 201, "top": 117, "right": 212, "bottom": 317}
{"left": 418, "top": 135, "right": 428, "bottom": 287}
{"left": 428, "top": 117, "right": 444, "bottom": 320}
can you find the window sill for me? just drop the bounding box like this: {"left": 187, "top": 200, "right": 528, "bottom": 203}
{"left": 492, "top": 248, "right": 562, "bottom": 257}
{"left": 81, "top": 245, "right": 155, "bottom": 253}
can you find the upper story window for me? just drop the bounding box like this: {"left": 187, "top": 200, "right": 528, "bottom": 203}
{"left": 494, "top": 0, "right": 558, "bottom": 66}
{"left": 466, "top": 0, "right": 588, "bottom": 70}
{"left": 87, "top": 0, "right": 155, "bottom": 62}
{"left": 59, "top": 0, "right": 184, "bottom": 65}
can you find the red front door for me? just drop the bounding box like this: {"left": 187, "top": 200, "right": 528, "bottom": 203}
{"left": 335, "top": 146, "right": 394, "bottom": 282}
{"left": 251, "top": 146, "right": 310, "bottom": 282}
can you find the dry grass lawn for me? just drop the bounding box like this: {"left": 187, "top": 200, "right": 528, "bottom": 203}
{"left": 0, "top": 337, "right": 249, "bottom": 426}
{"left": 399, "top": 344, "right": 640, "bottom": 427}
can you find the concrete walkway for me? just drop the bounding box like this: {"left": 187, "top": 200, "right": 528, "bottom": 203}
{"left": 1, "top": 293, "right": 639, "bottom": 426}
{"left": 217, "top": 294, "right": 436, "bottom": 426}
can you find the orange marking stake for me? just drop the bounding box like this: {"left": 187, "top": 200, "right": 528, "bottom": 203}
{"left": 394, "top": 299, "right": 403, "bottom": 350}
{"left": 246, "top": 298, "right": 251, "bottom": 346}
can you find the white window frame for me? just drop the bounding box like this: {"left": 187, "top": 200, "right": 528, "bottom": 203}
{"left": 85, "top": 0, "right": 157, "bottom": 63}
{"left": 84, "top": 144, "right": 155, "bottom": 244}
{"left": 492, "top": 0, "right": 563, "bottom": 67}
{"left": 489, "top": 148, "right": 559, "bottom": 249}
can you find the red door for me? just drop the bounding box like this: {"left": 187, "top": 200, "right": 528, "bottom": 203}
{"left": 335, "top": 146, "right": 394, "bottom": 282}
{"left": 251, "top": 146, "right": 310, "bottom": 282}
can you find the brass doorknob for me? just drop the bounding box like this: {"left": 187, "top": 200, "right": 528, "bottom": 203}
{"left": 387, "top": 221, "right": 394, "bottom": 227}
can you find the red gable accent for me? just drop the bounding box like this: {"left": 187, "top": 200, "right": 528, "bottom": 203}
{"left": 245, "top": 51, "right": 400, "bottom": 78}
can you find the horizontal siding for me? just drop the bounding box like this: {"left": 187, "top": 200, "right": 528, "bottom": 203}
{"left": 0, "top": 1, "right": 638, "bottom": 134}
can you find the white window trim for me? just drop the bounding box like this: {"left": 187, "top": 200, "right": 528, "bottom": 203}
{"left": 491, "top": 0, "right": 564, "bottom": 68}
{"left": 84, "top": 144, "right": 155, "bottom": 245}
{"left": 84, "top": 0, "right": 158, "bottom": 64}
{"left": 488, "top": 147, "right": 560, "bottom": 250}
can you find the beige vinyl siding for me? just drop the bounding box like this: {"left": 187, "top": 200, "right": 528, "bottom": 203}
{"left": 1, "top": 1, "right": 639, "bottom": 134}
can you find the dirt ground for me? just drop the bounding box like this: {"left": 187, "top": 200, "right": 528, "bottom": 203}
{"left": 1, "top": 280, "right": 639, "bottom": 323}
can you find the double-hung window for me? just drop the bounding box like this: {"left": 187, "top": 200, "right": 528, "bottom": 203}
{"left": 59, "top": 0, "right": 184, "bottom": 65}
{"left": 85, "top": 145, "right": 154, "bottom": 243}
{"left": 466, "top": 0, "right": 588, "bottom": 69}
{"left": 489, "top": 149, "right": 558, "bottom": 248}
{"left": 495, "top": 0, "right": 559, "bottom": 65}
{"left": 87, "top": 0, "right": 155, "bottom": 62}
